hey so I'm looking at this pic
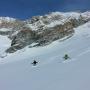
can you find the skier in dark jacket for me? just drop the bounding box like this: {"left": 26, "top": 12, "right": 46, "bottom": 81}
{"left": 32, "top": 60, "right": 38, "bottom": 66}
{"left": 63, "top": 54, "right": 70, "bottom": 60}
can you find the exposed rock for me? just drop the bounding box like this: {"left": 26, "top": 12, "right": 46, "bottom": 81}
{"left": 6, "top": 29, "right": 37, "bottom": 53}
{"left": 0, "top": 12, "right": 90, "bottom": 53}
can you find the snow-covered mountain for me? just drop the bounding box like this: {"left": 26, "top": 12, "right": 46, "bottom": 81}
{"left": 0, "top": 17, "right": 15, "bottom": 23}
{"left": 0, "top": 11, "right": 90, "bottom": 53}
{"left": 25, "top": 11, "right": 90, "bottom": 30}
{"left": 0, "top": 12, "right": 90, "bottom": 90}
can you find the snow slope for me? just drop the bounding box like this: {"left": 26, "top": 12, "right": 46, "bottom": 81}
{"left": 0, "top": 22, "right": 90, "bottom": 90}
{"left": 0, "top": 35, "right": 11, "bottom": 58}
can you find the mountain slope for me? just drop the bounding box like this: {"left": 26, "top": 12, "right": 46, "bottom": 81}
{"left": 0, "top": 20, "right": 90, "bottom": 90}
{"left": 0, "top": 11, "right": 90, "bottom": 53}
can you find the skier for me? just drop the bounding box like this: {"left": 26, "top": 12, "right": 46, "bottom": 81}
{"left": 31, "top": 60, "right": 38, "bottom": 66}
{"left": 63, "top": 54, "right": 70, "bottom": 60}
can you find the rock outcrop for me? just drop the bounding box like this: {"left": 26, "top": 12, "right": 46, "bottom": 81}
{"left": 0, "top": 12, "right": 90, "bottom": 53}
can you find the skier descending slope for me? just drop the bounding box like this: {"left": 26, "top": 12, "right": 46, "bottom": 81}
{"left": 63, "top": 54, "right": 70, "bottom": 60}
{"left": 31, "top": 60, "right": 38, "bottom": 66}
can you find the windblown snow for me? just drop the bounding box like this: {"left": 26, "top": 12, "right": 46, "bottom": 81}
{"left": 0, "top": 21, "right": 90, "bottom": 90}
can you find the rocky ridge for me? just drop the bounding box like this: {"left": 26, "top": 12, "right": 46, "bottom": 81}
{"left": 0, "top": 11, "right": 90, "bottom": 53}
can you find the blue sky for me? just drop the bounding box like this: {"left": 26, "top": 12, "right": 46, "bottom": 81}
{"left": 0, "top": 0, "right": 90, "bottom": 19}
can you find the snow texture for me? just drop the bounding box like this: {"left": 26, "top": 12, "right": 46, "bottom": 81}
{"left": 0, "top": 17, "right": 90, "bottom": 90}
